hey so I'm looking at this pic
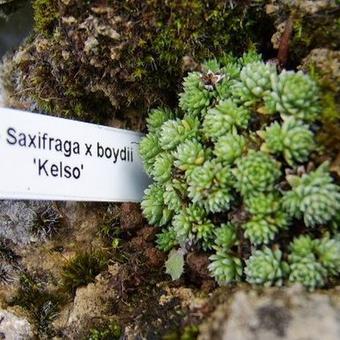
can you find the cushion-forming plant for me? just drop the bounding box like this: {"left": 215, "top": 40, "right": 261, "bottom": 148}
{"left": 139, "top": 52, "right": 340, "bottom": 290}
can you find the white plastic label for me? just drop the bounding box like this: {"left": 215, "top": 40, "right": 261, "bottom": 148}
{"left": 0, "top": 108, "right": 151, "bottom": 202}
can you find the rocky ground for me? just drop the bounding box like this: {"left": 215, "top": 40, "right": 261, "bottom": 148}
{"left": 0, "top": 0, "right": 339, "bottom": 339}
{"left": 0, "top": 200, "right": 339, "bottom": 339}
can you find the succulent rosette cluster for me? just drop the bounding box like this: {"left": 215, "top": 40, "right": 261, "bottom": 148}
{"left": 139, "top": 52, "right": 340, "bottom": 290}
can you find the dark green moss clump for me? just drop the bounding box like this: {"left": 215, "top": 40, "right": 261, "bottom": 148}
{"left": 0, "top": 237, "right": 20, "bottom": 263}
{"left": 87, "top": 320, "right": 122, "bottom": 340}
{"left": 2, "top": 0, "right": 274, "bottom": 122}
{"left": 62, "top": 250, "right": 108, "bottom": 294}
{"left": 163, "top": 325, "right": 199, "bottom": 340}
{"left": 11, "top": 273, "right": 65, "bottom": 337}
{"left": 32, "top": 0, "right": 58, "bottom": 35}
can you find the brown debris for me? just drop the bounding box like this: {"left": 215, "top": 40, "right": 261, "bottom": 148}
{"left": 186, "top": 252, "right": 211, "bottom": 284}
{"left": 144, "top": 247, "right": 166, "bottom": 268}
{"left": 137, "top": 226, "right": 158, "bottom": 242}
{"left": 277, "top": 15, "right": 293, "bottom": 68}
{"left": 120, "top": 203, "right": 144, "bottom": 231}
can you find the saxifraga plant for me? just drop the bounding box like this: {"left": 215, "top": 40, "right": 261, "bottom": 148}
{"left": 139, "top": 51, "right": 340, "bottom": 290}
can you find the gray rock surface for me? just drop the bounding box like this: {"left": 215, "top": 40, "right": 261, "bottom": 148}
{"left": 0, "top": 200, "right": 54, "bottom": 244}
{"left": 0, "top": 310, "right": 33, "bottom": 340}
{"left": 199, "top": 285, "right": 340, "bottom": 340}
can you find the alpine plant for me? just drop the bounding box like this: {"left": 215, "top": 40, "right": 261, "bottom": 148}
{"left": 139, "top": 51, "right": 340, "bottom": 289}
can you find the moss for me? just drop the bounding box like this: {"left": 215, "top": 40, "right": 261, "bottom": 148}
{"left": 87, "top": 320, "right": 122, "bottom": 340}
{"left": 300, "top": 49, "right": 340, "bottom": 158}
{"left": 291, "top": 14, "right": 340, "bottom": 63}
{"left": 32, "top": 0, "right": 59, "bottom": 36}
{"left": 11, "top": 272, "right": 65, "bottom": 337}
{"left": 98, "top": 222, "right": 122, "bottom": 249}
{"left": 163, "top": 324, "right": 199, "bottom": 340}
{"left": 61, "top": 250, "right": 108, "bottom": 294}
{"left": 1, "top": 0, "right": 274, "bottom": 122}
{"left": 97, "top": 209, "right": 123, "bottom": 249}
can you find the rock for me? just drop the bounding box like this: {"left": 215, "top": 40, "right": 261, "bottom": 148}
{"left": 0, "top": 200, "right": 55, "bottom": 245}
{"left": 68, "top": 282, "right": 108, "bottom": 325}
{"left": 300, "top": 49, "right": 340, "bottom": 93}
{"left": 0, "top": 310, "right": 33, "bottom": 340}
{"left": 266, "top": 0, "right": 339, "bottom": 65}
{"left": 199, "top": 285, "right": 340, "bottom": 340}
{"left": 59, "top": 269, "right": 118, "bottom": 338}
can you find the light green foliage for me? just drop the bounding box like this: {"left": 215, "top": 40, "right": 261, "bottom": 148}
{"left": 260, "top": 117, "right": 315, "bottom": 165}
{"left": 289, "top": 255, "right": 326, "bottom": 290}
{"left": 239, "top": 50, "right": 263, "bottom": 65}
{"left": 233, "top": 151, "right": 281, "bottom": 197}
{"left": 173, "top": 139, "right": 207, "bottom": 172}
{"left": 288, "top": 234, "right": 340, "bottom": 290}
{"left": 187, "top": 159, "right": 234, "bottom": 213}
{"left": 315, "top": 237, "right": 340, "bottom": 276}
{"left": 233, "top": 61, "right": 276, "bottom": 106}
{"left": 208, "top": 249, "right": 243, "bottom": 284}
{"left": 165, "top": 249, "right": 185, "bottom": 281}
{"left": 146, "top": 107, "right": 175, "bottom": 134}
{"left": 214, "top": 133, "right": 246, "bottom": 164}
{"left": 152, "top": 152, "right": 173, "bottom": 183}
{"left": 172, "top": 205, "right": 214, "bottom": 250}
{"left": 244, "top": 193, "right": 289, "bottom": 244}
{"left": 245, "top": 248, "right": 288, "bottom": 286}
{"left": 202, "top": 99, "right": 250, "bottom": 140}
{"left": 139, "top": 134, "right": 161, "bottom": 174}
{"left": 139, "top": 52, "right": 339, "bottom": 289}
{"left": 267, "top": 70, "right": 321, "bottom": 121}
{"left": 243, "top": 215, "right": 287, "bottom": 245}
{"left": 156, "top": 228, "right": 178, "bottom": 252}
{"left": 245, "top": 192, "right": 280, "bottom": 216}
{"left": 289, "top": 235, "right": 315, "bottom": 259}
{"left": 214, "top": 223, "right": 238, "bottom": 250}
{"left": 159, "top": 117, "right": 200, "bottom": 150}
{"left": 141, "top": 184, "right": 172, "bottom": 226}
{"left": 179, "top": 72, "right": 213, "bottom": 117}
{"left": 164, "top": 179, "right": 186, "bottom": 211}
{"left": 283, "top": 162, "right": 340, "bottom": 227}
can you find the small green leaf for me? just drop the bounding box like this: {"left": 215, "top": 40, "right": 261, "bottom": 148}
{"left": 165, "top": 248, "right": 185, "bottom": 280}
